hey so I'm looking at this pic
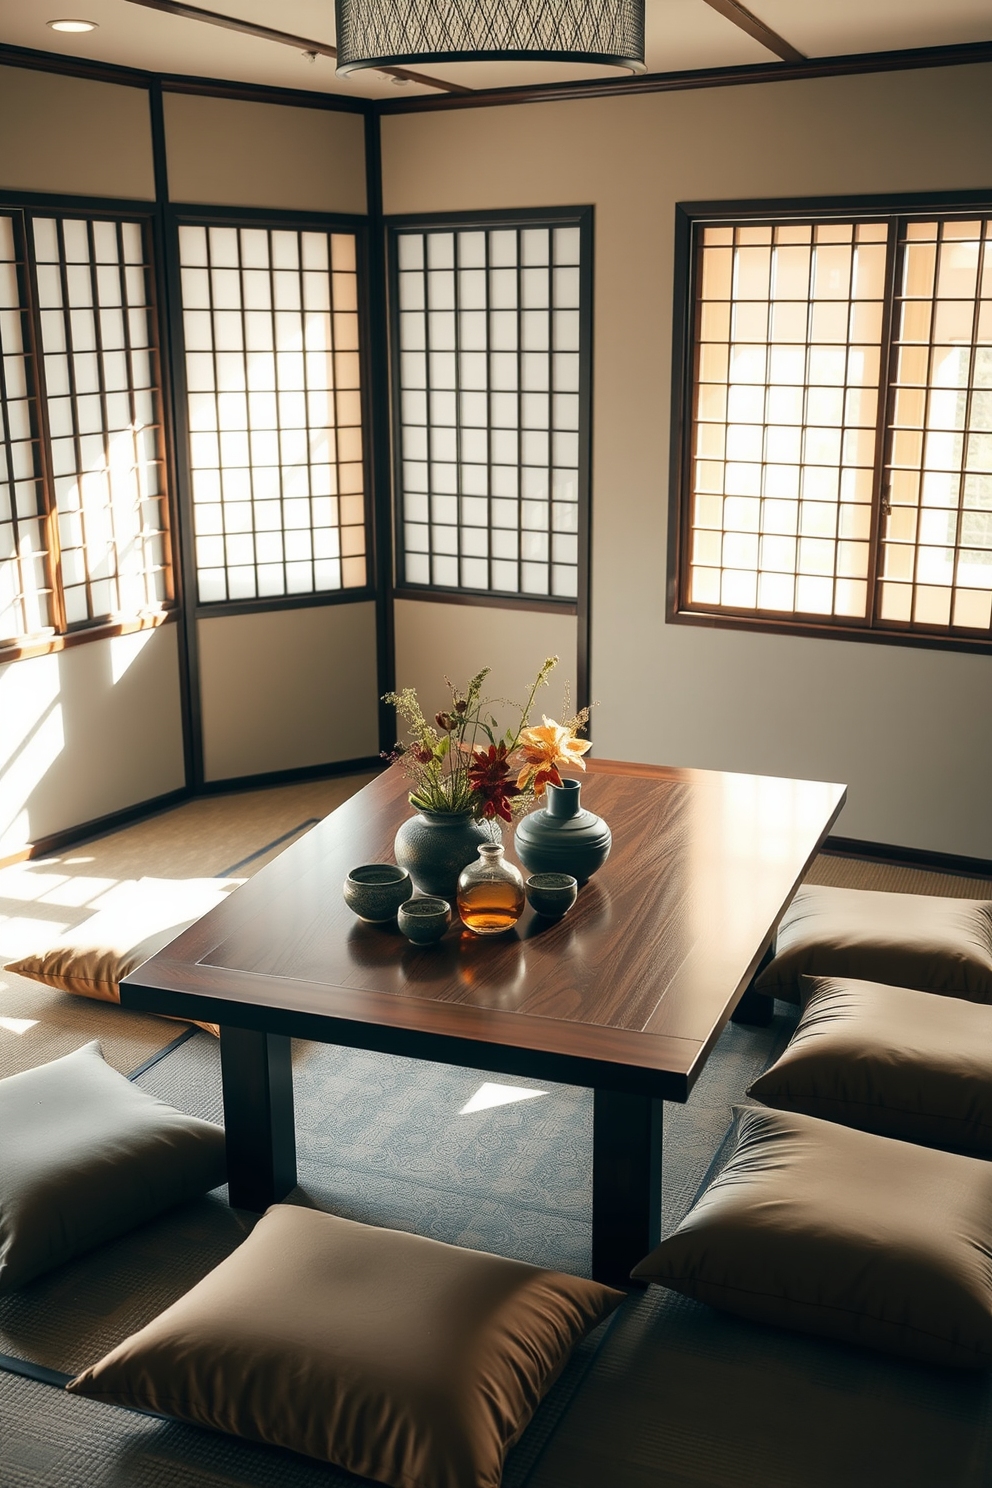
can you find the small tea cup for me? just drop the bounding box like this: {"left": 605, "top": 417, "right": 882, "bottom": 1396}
{"left": 525, "top": 872, "right": 578, "bottom": 920}
{"left": 344, "top": 864, "right": 413, "bottom": 923}
{"left": 398, "top": 896, "right": 451, "bottom": 945}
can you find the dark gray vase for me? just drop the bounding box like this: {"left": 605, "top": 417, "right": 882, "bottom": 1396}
{"left": 514, "top": 779, "right": 611, "bottom": 885}
{"left": 394, "top": 811, "right": 491, "bottom": 899}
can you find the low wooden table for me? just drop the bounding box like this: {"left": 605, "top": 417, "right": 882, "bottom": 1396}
{"left": 121, "top": 760, "right": 846, "bottom": 1284}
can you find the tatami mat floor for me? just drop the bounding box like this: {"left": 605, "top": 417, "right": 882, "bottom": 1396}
{"left": 0, "top": 772, "right": 378, "bottom": 1077}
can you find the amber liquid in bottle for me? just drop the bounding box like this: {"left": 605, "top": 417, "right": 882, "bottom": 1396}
{"left": 457, "top": 878, "right": 526, "bottom": 934}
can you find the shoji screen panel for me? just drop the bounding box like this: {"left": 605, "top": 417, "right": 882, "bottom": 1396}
{"left": 32, "top": 214, "right": 170, "bottom": 626}
{"left": 881, "top": 218, "right": 992, "bottom": 632}
{"left": 689, "top": 220, "right": 886, "bottom": 620}
{"left": 393, "top": 218, "right": 588, "bottom": 601}
{"left": 178, "top": 223, "right": 368, "bottom": 605}
{"left": 0, "top": 213, "right": 51, "bottom": 643}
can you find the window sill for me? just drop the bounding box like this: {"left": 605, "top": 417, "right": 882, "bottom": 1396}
{"left": 394, "top": 586, "right": 578, "bottom": 616}
{"left": 669, "top": 605, "right": 992, "bottom": 656}
{"left": 0, "top": 609, "right": 178, "bottom": 666}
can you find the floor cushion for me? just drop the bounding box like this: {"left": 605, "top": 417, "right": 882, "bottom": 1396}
{"left": 755, "top": 885, "right": 992, "bottom": 1005}
{"left": 0, "top": 1040, "right": 226, "bottom": 1292}
{"left": 4, "top": 877, "right": 240, "bottom": 1037}
{"left": 748, "top": 976, "right": 992, "bottom": 1153}
{"left": 631, "top": 1104, "right": 992, "bottom": 1367}
{"left": 68, "top": 1204, "right": 624, "bottom": 1488}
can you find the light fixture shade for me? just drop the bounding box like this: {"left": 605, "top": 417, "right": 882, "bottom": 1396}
{"left": 334, "top": 0, "right": 646, "bottom": 76}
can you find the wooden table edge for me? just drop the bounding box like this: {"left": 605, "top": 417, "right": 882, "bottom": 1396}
{"left": 121, "top": 957, "right": 700, "bottom": 1100}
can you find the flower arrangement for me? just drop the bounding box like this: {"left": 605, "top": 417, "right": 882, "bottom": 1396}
{"left": 383, "top": 657, "right": 591, "bottom": 824}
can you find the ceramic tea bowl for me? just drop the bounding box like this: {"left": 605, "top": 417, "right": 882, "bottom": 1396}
{"left": 525, "top": 872, "right": 578, "bottom": 920}
{"left": 398, "top": 896, "right": 451, "bottom": 945}
{"left": 344, "top": 864, "right": 413, "bottom": 923}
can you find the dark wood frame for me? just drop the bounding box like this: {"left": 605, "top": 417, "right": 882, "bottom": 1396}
{"left": 4, "top": 34, "right": 992, "bottom": 119}
{"left": 385, "top": 205, "right": 593, "bottom": 709}
{"left": 669, "top": 190, "right": 992, "bottom": 656}
{"left": 0, "top": 192, "right": 178, "bottom": 657}
{"left": 163, "top": 201, "right": 377, "bottom": 623}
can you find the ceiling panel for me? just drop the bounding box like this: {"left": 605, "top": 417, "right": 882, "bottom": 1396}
{"left": 0, "top": 0, "right": 984, "bottom": 101}
{"left": 755, "top": 0, "right": 992, "bottom": 58}
{"left": 0, "top": 0, "right": 411, "bottom": 98}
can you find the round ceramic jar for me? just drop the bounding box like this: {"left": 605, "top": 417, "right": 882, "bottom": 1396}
{"left": 394, "top": 811, "right": 491, "bottom": 899}
{"left": 343, "top": 864, "right": 413, "bottom": 922}
{"left": 397, "top": 896, "right": 451, "bottom": 945}
{"left": 525, "top": 872, "right": 578, "bottom": 920}
{"left": 514, "top": 779, "right": 611, "bottom": 884}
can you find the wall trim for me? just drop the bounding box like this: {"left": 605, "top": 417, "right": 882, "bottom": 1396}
{"left": 375, "top": 38, "right": 992, "bottom": 114}
{"left": 4, "top": 35, "right": 992, "bottom": 126}
{"left": 0, "top": 40, "right": 368, "bottom": 112}
{"left": 200, "top": 755, "right": 384, "bottom": 793}
{"left": 0, "top": 758, "right": 386, "bottom": 869}
{"left": 822, "top": 836, "right": 992, "bottom": 883}
{"left": 0, "top": 788, "right": 191, "bottom": 869}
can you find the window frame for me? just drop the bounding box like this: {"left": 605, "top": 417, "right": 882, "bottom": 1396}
{"left": 386, "top": 205, "right": 593, "bottom": 621}
{"left": 165, "top": 202, "right": 377, "bottom": 621}
{"left": 670, "top": 190, "right": 992, "bottom": 656}
{"left": 0, "top": 190, "right": 178, "bottom": 664}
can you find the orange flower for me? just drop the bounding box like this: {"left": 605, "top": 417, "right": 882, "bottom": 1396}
{"left": 516, "top": 717, "right": 592, "bottom": 798}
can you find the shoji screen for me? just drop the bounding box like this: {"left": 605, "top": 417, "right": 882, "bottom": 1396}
{"left": 178, "top": 222, "right": 368, "bottom": 604}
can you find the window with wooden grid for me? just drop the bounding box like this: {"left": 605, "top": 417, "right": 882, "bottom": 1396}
{"left": 679, "top": 208, "right": 992, "bottom": 648}
{"left": 0, "top": 214, "right": 50, "bottom": 643}
{"left": 33, "top": 215, "right": 170, "bottom": 627}
{"left": 0, "top": 207, "right": 171, "bottom": 650}
{"left": 178, "top": 223, "right": 368, "bottom": 605}
{"left": 391, "top": 213, "right": 590, "bottom": 603}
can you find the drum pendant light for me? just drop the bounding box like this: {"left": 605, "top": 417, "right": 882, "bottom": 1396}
{"left": 334, "top": 0, "right": 646, "bottom": 76}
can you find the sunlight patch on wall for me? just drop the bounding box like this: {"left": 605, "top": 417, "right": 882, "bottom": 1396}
{"left": 0, "top": 653, "right": 65, "bottom": 856}
{"left": 110, "top": 626, "right": 156, "bottom": 684}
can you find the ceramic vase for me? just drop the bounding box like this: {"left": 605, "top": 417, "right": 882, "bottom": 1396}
{"left": 394, "top": 810, "right": 492, "bottom": 899}
{"left": 514, "top": 778, "right": 611, "bottom": 884}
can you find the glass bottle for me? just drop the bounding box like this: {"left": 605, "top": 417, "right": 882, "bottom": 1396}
{"left": 456, "top": 843, "right": 525, "bottom": 935}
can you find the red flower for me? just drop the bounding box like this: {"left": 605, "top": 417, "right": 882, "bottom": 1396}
{"left": 467, "top": 743, "right": 522, "bottom": 823}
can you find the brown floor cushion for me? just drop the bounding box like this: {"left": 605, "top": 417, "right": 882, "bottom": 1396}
{"left": 748, "top": 976, "right": 992, "bottom": 1153}
{"left": 68, "top": 1204, "right": 624, "bottom": 1488}
{"left": 632, "top": 1104, "right": 992, "bottom": 1367}
{"left": 0, "top": 1041, "right": 226, "bottom": 1292}
{"left": 4, "top": 876, "right": 239, "bottom": 1037}
{"left": 755, "top": 885, "right": 992, "bottom": 1005}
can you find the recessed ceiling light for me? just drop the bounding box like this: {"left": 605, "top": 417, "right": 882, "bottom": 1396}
{"left": 48, "top": 19, "right": 98, "bottom": 32}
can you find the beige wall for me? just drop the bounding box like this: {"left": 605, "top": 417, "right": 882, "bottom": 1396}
{"left": 198, "top": 603, "right": 378, "bottom": 782}
{"left": 382, "top": 64, "right": 992, "bottom": 858}
{"left": 0, "top": 65, "right": 154, "bottom": 199}
{"left": 0, "top": 625, "right": 186, "bottom": 858}
{"left": 393, "top": 599, "right": 579, "bottom": 741}
{"left": 164, "top": 93, "right": 366, "bottom": 213}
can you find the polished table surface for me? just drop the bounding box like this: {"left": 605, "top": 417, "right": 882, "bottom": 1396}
{"left": 122, "top": 759, "right": 847, "bottom": 1282}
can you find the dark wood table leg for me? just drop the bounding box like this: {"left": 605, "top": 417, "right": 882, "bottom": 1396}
{"left": 592, "top": 1089, "right": 663, "bottom": 1286}
{"left": 731, "top": 942, "right": 775, "bottom": 1026}
{"left": 219, "top": 1027, "right": 297, "bottom": 1211}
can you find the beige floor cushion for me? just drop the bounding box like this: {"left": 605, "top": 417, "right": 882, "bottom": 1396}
{"left": 0, "top": 1041, "right": 226, "bottom": 1292}
{"left": 749, "top": 976, "right": 992, "bottom": 1153}
{"left": 755, "top": 885, "right": 992, "bottom": 1005}
{"left": 4, "top": 877, "right": 240, "bottom": 1037}
{"left": 632, "top": 1104, "right": 992, "bottom": 1367}
{"left": 68, "top": 1204, "right": 624, "bottom": 1488}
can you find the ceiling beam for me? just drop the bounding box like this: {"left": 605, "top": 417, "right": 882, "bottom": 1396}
{"left": 699, "top": 0, "right": 805, "bottom": 63}
{"left": 124, "top": 0, "right": 473, "bottom": 93}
